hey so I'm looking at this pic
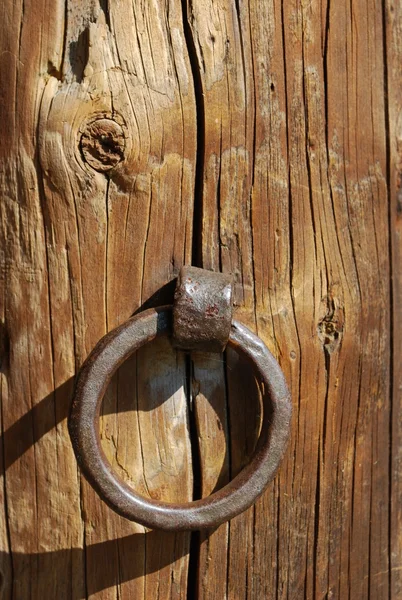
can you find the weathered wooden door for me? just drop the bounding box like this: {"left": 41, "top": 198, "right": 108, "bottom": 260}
{"left": 1, "top": 1, "right": 400, "bottom": 598}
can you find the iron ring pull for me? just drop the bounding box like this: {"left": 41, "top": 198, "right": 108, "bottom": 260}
{"left": 69, "top": 269, "right": 292, "bottom": 531}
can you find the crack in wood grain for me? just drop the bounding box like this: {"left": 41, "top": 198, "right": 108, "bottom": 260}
{"left": 182, "top": 1, "right": 205, "bottom": 270}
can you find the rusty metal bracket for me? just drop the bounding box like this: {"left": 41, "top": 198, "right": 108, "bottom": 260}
{"left": 69, "top": 268, "right": 292, "bottom": 531}
{"left": 173, "top": 265, "right": 233, "bottom": 352}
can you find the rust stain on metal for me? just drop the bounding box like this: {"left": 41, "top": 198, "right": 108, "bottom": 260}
{"left": 173, "top": 266, "right": 233, "bottom": 353}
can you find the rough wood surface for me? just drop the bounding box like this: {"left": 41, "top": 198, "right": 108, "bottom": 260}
{"left": 387, "top": 1, "right": 402, "bottom": 598}
{"left": 0, "top": 1, "right": 400, "bottom": 599}
{"left": 186, "top": 0, "right": 397, "bottom": 598}
{"left": 1, "top": 1, "right": 196, "bottom": 598}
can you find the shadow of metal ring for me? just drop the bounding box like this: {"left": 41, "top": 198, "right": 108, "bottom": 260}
{"left": 68, "top": 305, "right": 292, "bottom": 531}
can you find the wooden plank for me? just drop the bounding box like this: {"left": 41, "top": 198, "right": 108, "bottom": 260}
{"left": 322, "top": 3, "right": 390, "bottom": 597}
{"left": 0, "top": 1, "right": 196, "bottom": 598}
{"left": 386, "top": 0, "right": 402, "bottom": 597}
{"left": 0, "top": 0, "right": 397, "bottom": 598}
{"left": 183, "top": 1, "right": 260, "bottom": 597}
{"left": 0, "top": 1, "right": 81, "bottom": 597}
{"left": 184, "top": 0, "right": 393, "bottom": 598}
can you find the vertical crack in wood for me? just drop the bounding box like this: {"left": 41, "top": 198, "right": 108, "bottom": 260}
{"left": 105, "top": 176, "right": 110, "bottom": 333}
{"left": 185, "top": 356, "right": 202, "bottom": 502}
{"left": 182, "top": 0, "right": 205, "bottom": 269}
{"left": 184, "top": 355, "right": 202, "bottom": 599}
{"left": 382, "top": 3, "right": 393, "bottom": 598}
{"left": 281, "top": 0, "right": 301, "bottom": 523}
{"left": 186, "top": 528, "right": 200, "bottom": 600}
{"left": 0, "top": 386, "right": 14, "bottom": 599}
{"left": 383, "top": 1, "right": 401, "bottom": 598}
{"left": 313, "top": 437, "right": 321, "bottom": 600}
{"left": 79, "top": 478, "right": 89, "bottom": 600}
{"left": 246, "top": 0, "right": 259, "bottom": 343}
{"left": 180, "top": 2, "right": 206, "bottom": 597}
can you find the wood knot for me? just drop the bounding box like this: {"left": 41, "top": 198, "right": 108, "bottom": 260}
{"left": 317, "top": 296, "right": 344, "bottom": 354}
{"left": 80, "top": 118, "right": 125, "bottom": 172}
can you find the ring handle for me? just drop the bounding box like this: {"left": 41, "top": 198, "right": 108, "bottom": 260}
{"left": 69, "top": 305, "right": 292, "bottom": 531}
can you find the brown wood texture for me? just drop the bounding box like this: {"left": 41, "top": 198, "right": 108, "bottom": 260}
{"left": 0, "top": 1, "right": 196, "bottom": 598}
{"left": 0, "top": 1, "right": 400, "bottom": 599}
{"left": 388, "top": 1, "right": 402, "bottom": 598}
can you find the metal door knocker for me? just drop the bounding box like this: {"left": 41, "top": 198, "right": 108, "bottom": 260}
{"left": 69, "top": 266, "right": 292, "bottom": 530}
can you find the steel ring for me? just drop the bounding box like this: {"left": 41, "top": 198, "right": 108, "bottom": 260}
{"left": 69, "top": 306, "right": 292, "bottom": 531}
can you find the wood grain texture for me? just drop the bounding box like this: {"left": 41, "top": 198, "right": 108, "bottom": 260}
{"left": 0, "top": 0, "right": 399, "bottom": 599}
{"left": 387, "top": 1, "right": 402, "bottom": 598}
{"left": 185, "top": 0, "right": 395, "bottom": 598}
{"left": 1, "top": 1, "right": 196, "bottom": 598}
